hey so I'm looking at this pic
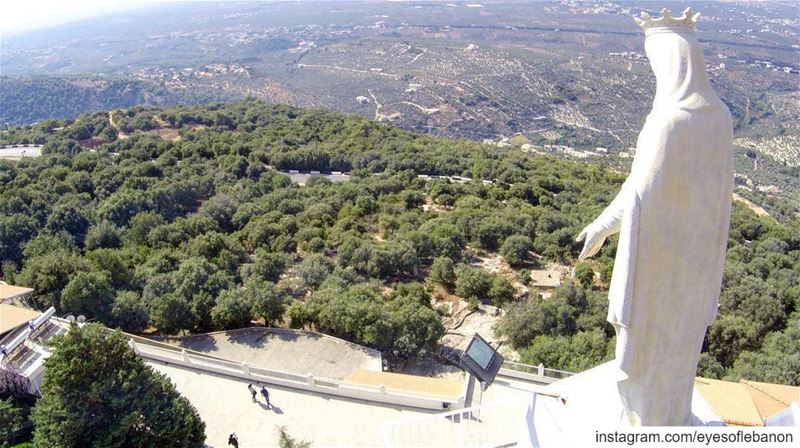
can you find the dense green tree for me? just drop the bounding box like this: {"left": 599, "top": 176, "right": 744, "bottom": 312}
{"left": 240, "top": 250, "right": 289, "bottom": 283}
{"left": 211, "top": 288, "right": 253, "bottom": 330}
{"left": 0, "top": 398, "right": 24, "bottom": 448}
{"left": 496, "top": 283, "right": 585, "bottom": 348}
{"left": 199, "top": 194, "right": 239, "bottom": 232}
{"left": 173, "top": 257, "right": 232, "bottom": 330}
{"left": 31, "top": 324, "right": 205, "bottom": 447}
{"left": 294, "top": 281, "right": 443, "bottom": 361}
{"left": 45, "top": 206, "right": 91, "bottom": 245}
{"left": 110, "top": 291, "right": 150, "bottom": 333}
{"left": 141, "top": 273, "right": 177, "bottom": 303}
{"left": 499, "top": 235, "right": 533, "bottom": 266}
{"left": 575, "top": 289, "right": 612, "bottom": 334}
{"left": 85, "top": 221, "right": 122, "bottom": 250}
{"left": 367, "top": 240, "right": 418, "bottom": 278}
{"left": 16, "top": 250, "right": 90, "bottom": 310}
{"left": 519, "top": 329, "right": 612, "bottom": 372}
{"left": 454, "top": 265, "right": 492, "bottom": 302}
{"left": 96, "top": 190, "right": 154, "bottom": 227}
{"left": 21, "top": 231, "right": 77, "bottom": 259}
{"left": 244, "top": 279, "right": 287, "bottom": 327}
{"left": 551, "top": 281, "right": 588, "bottom": 311}
{"left": 86, "top": 249, "right": 133, "bottom": 289}
{"left": 428, "top": 257, "right": 456, "bottom": 287}
{"left": 296, "top": 254, "right": 335, "bottom": 290}
{"left": 727, "top": 318, "right": 800, "bottom": 385}
{"left": 384, "top": 284, "right": 445, "bottom": 359}
{"left": 696, "top": 353, "right": 725, "bottom": 379}
{"left": 127, "top": 212, "right": 165, "bottom": 245}
{"left": 487, "top": 276, "right": 516, "bottom": 306}
{"left": 475, "top": 217, "right": 515, "bottom": 251}
{"left": 60, "top": 271, "right": 115, "bottom": 320}
{"left": 65, "top": 171, "right": 94, "bottom": 195}
{"left": 429, "top": 223, "right": 465, "bottom": 258}
{"left": 149, "top": 294, "right": 195, "bottom": 335}
{"left": 0, "top": 215, "right": 37, "bottom": 263}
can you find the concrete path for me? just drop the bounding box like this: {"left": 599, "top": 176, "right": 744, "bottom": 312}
{"left": 149, "top": 361, "right": 432, "bottom": 447}
{"left": 147, "top": 357, "right": 542, "bottom": 447}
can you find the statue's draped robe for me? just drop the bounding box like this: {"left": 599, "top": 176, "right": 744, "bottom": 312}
{"left": 593, "top": 30, "right": 734, "bottom": 425}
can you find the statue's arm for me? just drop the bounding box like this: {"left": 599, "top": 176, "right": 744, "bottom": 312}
{"left": 577, "top": 119, "right": 667, "bottom": 260}
{"left": 576, "top": 180, "right": 630, "bottom": 260}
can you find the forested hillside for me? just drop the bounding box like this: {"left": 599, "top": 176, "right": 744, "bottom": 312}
{"left": 0, "top": 99, "right": 797, "bottom": 383}
{"left": 0, "top": 76, "right": 230, "bottom": 126}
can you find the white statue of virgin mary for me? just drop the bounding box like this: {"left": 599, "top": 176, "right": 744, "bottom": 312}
{"left": 576, "top": 8, "right": 734, "bottom": 426}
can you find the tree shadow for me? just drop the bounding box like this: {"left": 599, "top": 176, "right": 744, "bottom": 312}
{"left": 226, "top": 327, "right": 302, "bottom": 348}
{"left": 227, "top": 328, "right": 267, "bottom": 348}
{"left": 272, "top": 329, "right": 302, "bottom": 343}
{"left": 174, "top": 334, "right": 218, "bottom": 353}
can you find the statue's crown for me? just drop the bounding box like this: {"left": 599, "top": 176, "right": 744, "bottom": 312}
{"left": 634, "top": 7, "right": 699, "bottom": 34}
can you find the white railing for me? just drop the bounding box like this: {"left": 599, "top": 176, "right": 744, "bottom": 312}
{"left": 498, "top": 361, "right": 574, "bottom": 384}
{"left": 130, "top": 339, "right": 462, "bottom": 411}
{"left": 382, "top": 396, "right": 530, "bottom": 448}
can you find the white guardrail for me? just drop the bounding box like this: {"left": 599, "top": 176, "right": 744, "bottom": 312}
{"left": 498, "top": 361, "right": 574, "bottom": 385}
{"left": 129, "top": 338, "right": 462, "bottom": 411}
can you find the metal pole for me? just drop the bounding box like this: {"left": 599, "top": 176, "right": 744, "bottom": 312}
{"left": 477, "top": 382, "right": 485, "bottom": 420}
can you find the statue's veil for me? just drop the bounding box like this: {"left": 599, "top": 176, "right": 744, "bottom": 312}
{"left": 644, "top": 32, "right": 723, "bottom": 113}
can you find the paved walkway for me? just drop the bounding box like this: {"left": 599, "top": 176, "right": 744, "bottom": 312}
{"left": 148, "top": 358, "right": 542, "bottom": 447}
{"left": 149, "top": 361, "right": 433, "bottom": 447}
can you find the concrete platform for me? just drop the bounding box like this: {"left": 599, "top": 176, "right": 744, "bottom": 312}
{"left": 149, "top": 359, "right": 546, "bottom": 447}
{"left": 148, "top": 361, "right": 432, "bottom": 447}
{"left": 157, "top": 328, "right": 383, "bottom": 380}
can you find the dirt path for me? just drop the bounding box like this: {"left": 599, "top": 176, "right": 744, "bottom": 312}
{"left": 108, "top": 111, "right": 129, "bottom": 139}
{"left": 732, "top": 192, "right": 771, "bottom": 218}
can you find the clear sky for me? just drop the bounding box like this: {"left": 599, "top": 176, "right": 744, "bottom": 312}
{"left": 0, "top": 0, "right": 161, "bottom": 34}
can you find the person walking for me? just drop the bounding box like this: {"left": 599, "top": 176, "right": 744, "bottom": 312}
{"left": 228, "top": 433, "right": 239, "bottom": 448}
{"left": 260, "top": 385, "right": 271, "bottom": 409}
{"left": 247, "top": 384, "right": 256, "bottom": 402}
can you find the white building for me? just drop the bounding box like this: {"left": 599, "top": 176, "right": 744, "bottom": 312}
{"left": 0, "top": 304, "right": 64, "bottom": 395}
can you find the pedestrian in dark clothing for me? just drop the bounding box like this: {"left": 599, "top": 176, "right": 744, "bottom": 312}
{"left": 247, "top": 384, "right": 256, "bottom": 402}
{"left": 228, "top": 433, "right": 239, "bottom": 448}
{"left": 260, "top": 386, "right": 270, "bottom": 409}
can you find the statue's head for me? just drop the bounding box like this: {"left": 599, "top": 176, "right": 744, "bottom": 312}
{"left": 635, "top": 8, "right": 718, "bottom": 111}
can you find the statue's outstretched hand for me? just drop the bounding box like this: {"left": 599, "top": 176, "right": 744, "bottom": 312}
{"left": 576, "top": 223, "right": 606, "bottom": 260}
